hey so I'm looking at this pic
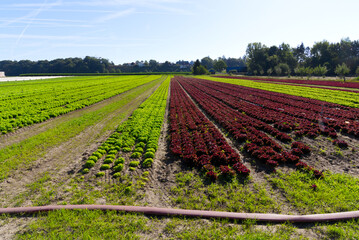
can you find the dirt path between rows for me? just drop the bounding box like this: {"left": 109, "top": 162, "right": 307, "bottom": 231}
{"left": 0, "top": 79, "right": 164, "bottom": 238}
{"left": 140, "top": 81, "right": 183, "bottom": 208}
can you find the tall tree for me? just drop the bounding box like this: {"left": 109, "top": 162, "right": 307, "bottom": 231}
{"left": 246, "top": 42, "right": 268, "bottom": 75}
{"left": 192, "top": 59, "right": 208, "bottom": 75}
{"left": 213, "top": 59, "right": 227, "bottom": 72}
{"left": 201, "top": 57, "right": 214, "bottom": 70}
{"left": 335, "top": 63, "right": 350, "bottom": 81}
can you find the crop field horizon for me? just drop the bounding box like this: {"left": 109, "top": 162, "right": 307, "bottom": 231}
{"left": 0, "top": 75, "right": 359, "bottom": 239}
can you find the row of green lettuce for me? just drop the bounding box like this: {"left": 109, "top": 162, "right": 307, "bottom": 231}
{"left": 82, "top": 75, "right": 170, "bottom": 179}
{"left": 0, "top": 75, "right": 160, "bottom": 134}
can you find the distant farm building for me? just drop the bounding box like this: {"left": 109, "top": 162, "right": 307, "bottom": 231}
{"left": 226, "top": 66, "right": 247, "bottom": 74}
{"left": 0, "top": 72, "right": 5, "bottom": 77}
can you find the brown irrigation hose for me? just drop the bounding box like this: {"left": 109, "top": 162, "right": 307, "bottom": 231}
{"left": 1, "top": 205, "right": 359, "bottom": 223}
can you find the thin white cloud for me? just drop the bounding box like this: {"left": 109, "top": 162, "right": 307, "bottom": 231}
{"left": 95, "top": 8, "right": 135, "bottom": 23}
{"left": 0, "top": 18, "right": 87, "bottom": 25}
{"left": 0, "top": 7, "right": 113, "bottom": 13}
{"left": 0, "top": 17, "right": 90, "bottom": 28}
{"left": 0, "top": 33, "right": 95, "bottom": 41}
{"left": 13, "top": 0, "right": 49, "bottom": 56}
{"left": 52, "top": 43, "right": 148, "bottom": 48}
{"left": 1, "top": 9, "right": 42, "bottom": 27}
{"left": 11, "top": 0, "right": 63, "bottom": 8}
{"left": 5, "top": 0, "right": 192, "bottom": 15}
{"left": 60, "top": 0, "right": 187, "bottom": 7}
{"left": 7, "top": 18, "right": 86, "bottom": 23}
{"left": 0, "top": 24, "right": 91, "bottom": 28}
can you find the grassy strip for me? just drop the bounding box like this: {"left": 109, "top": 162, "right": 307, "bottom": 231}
{"left": 267, "top": 170, "right": 359, "bottom": 214}
{"left": 197, "top": 76, "right": 359, "bottom": 108}
{"left": 14, "top": 209, "right": 300, "bottom": 239}
{"left": 318, "top": 219, "right": 359, "bottom": 240}
{"left": 17, "top": 209, "right": 359, "bottom": 239}
{"left": 16, "top": 210, "right": 151, "bottom": 239}
{"left": 170, "top": 172, "right": 278, "bottom": 213}
{"left": 0, "top": 77, "right": 163, "bottom": 181}
{"left": 14, "top": 173, "right": 148, "bottom": 207}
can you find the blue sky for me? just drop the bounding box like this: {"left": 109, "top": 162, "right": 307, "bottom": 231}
{"left": 1, "top": 0, "right": 359, "bottom": 64}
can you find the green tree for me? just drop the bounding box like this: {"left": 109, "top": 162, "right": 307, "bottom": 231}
{"left": 295, "top": 66, "right": 307, "bottom": 78}
{"left": 246, "top": 42, "right": 268, "bottom": 75}
{"left": 335, "top": 63, "right": 350, "bottom": 81}
{"left": 311, "top": 41, "right": 333, "bottom": 71}
{"left": 356, "top": 66, "right": 359, "bottom": 76}
{"left": 274, "top": 65, "right": 282, "bottom": 76}
{"left": 196, "top": 65, "right": 209, "bottom": 75}
{"left": 305, "top": 67, "right": 313, "bottom": 79}
{"left": 293, "top": 43, "right": 308, "bottom": 64}
{"left": 274, "top": 63, "right": 290, "bottom": 76}
{"left": 192, "top": 60, "right": 209, "bottom": 75}
{"left": 313, "top": 65, "right": 328, "bottom": 78}
{"left": 201, "top": 57, "right": 214, "bottom": 70}
{"left": 279, "top": 63, "right": 291, "bottom": 76}
{"left": 213, "top": 59, "right": 227, "bottom": 72}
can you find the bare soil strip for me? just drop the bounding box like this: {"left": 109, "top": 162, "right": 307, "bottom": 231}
{"left": 140, "top": 82, "right": 183, "bottom": 208}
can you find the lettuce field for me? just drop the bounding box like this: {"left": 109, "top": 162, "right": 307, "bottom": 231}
{"left": 1, "top": 75, "right": 359, "bottom": 239}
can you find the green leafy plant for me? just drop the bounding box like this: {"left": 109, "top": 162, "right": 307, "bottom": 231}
{"left": 106, "top": 154, "right": 116, "bottom": 159}
{"left": 138, "top": 136, "right": 148, "bottom": 143}
{"left": 136, "top": 142, "right": 145, "bottom": 148}
{"left": 84, "top": 160, "right": 96, "bottom": 168}
{"left": 146, "top": 143, "right": 158, "bottom": 150}
{"left": 88, "top": 156, "right": 98, "bottom": 162}
{"left": 146, "top": 148, "right": 156, "bottom": 153}
{"left": 144, "top": 152, "right": 155, "bottom": 159}
{"left": 103, "top": 158, "right": 113, "bottom": 164}
{"left": 98, "top": 149, "right": 106, "bottom": 155}
{"left": 124, "top": 186, "right": 132, "bottom": 194}
{"left": 100, "top": 164, "right": 110, "bottom": 170}
{"left": 108, "top": 150, "right": 117, "bottom": 155}
{"left": 122, "top": 147, "right": 132, "bottom": 152}
{"left": 113, "top": 172, "right": 121, "bottom": 179}
{"left": 130, "top": 152, "right": 142, "bottom": 159}
{"left": 142, "top": 158, "right": 153, "bottom": 168}
{"left": 114, "top": 157, "right": 125, "bottom": 165}
{"left": 96, "top": 172, "right": 105, "bottom": 177}
{"left": 134, "top": 147, "right": 144, "bottom": 153}
{"left": 113, "top": 164, "right": 124, "bottom": 172}
{"left": 129, "top": 161, "right": 140, "bottom": 167}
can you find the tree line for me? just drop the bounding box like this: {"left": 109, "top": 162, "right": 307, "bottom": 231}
{"left": 1, "top": 38, "right": 358, "bottom": 77}
{"left": 246, "top": 38, "right": 359, "bottom": 77}
{"left": 0, "top": 55, "right": 245, "bottom": 76}
{"left": 0, "top": 57, "right": 194, "bottom": 76}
